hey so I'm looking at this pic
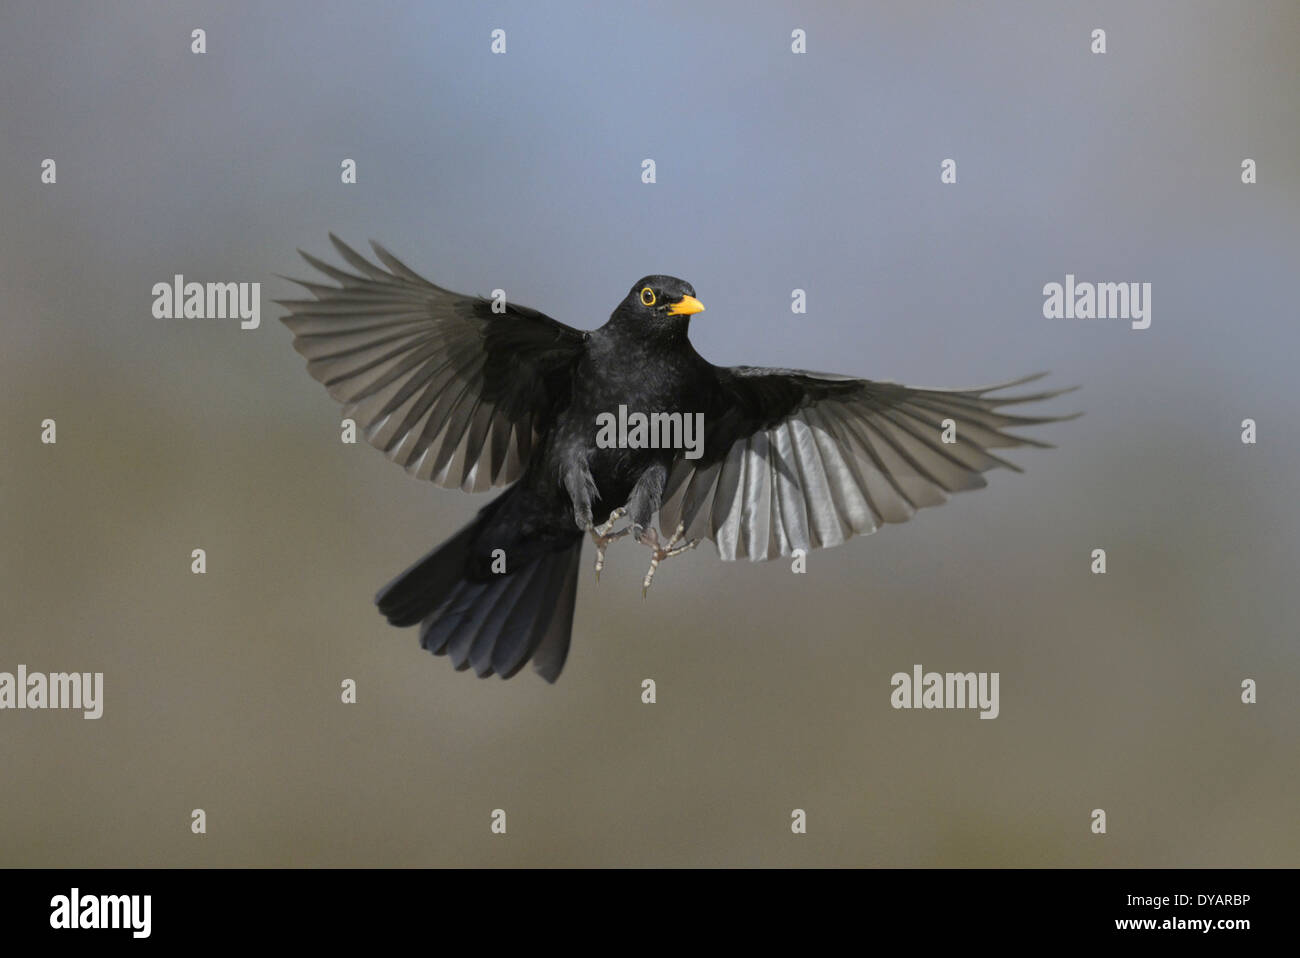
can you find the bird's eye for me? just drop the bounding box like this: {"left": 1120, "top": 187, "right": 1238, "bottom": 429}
{"left": 640, "top": 287, "right": 656, "bottom": 307}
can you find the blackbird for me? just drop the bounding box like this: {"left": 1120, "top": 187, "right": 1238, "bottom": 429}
{"left": 278, "top": 236, "right": 1077, "bottom": 682}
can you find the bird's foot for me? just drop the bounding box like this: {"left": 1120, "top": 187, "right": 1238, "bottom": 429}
{"left": 588, "top": 507, "right": 630, "bottom": 581}
{"left": 636, "top": 522, "right": 699, "bottom": 597}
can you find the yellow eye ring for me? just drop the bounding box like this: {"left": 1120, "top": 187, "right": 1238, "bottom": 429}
{"left": 640, "top": 287, "right": 656, "bottom": 307}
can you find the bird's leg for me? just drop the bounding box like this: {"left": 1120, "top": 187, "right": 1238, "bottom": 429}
{"left": 623, "top": 462, "right": 697, "bottom": 595}
{"left": 565, "top": 449, "right": 630, "bottom": 579}
{"left": 635, "top": 521, "right": 699, "bottom": 597}
{"left": 588, "top": 507, "right": 630, "bottom": 581}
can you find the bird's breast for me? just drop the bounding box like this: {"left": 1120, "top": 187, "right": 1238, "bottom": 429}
{"left": 563, "top": 349, "right": 711, "bottom": 483}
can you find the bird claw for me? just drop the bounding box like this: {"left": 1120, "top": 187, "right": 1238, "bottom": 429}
{"left": 638, "top": 522, "right": 699, "bottom": 597}
{"left": 588, "top": 507, "right": 630, "bottom": 581}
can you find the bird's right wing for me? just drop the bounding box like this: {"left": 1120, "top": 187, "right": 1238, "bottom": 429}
{"left": 277, "top": 236, "right": 587, "bottom": 492}
{"left": 659, "top": 366, "right": 1079, "bottom": 561}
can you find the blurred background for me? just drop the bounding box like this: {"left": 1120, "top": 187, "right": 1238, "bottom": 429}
{"left": 1, "top": 0, "right": 1297, "bottom": 866}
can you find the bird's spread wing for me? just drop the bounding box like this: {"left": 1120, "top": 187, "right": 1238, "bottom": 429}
{"left": 277, "top": 236, "right": 586, "bottom": 492}
{"left": 659, "top": 367, "right": 1079, "bottom": 561}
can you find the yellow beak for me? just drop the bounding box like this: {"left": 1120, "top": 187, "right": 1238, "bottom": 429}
{"left": 667, "top": 295, "right": 705, "bottom": 316}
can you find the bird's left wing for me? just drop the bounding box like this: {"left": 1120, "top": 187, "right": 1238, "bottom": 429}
{"left": 277, "top": 236, "right": 587, "bottom": 492}
{"left": 659, "top": 366, "right": 1079, "bottom": 561}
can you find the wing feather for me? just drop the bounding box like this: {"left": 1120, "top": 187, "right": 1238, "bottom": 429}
{"left": 277, "top": 237, "right": 585, "bottom": 489}
{"left": 667, "top": 368, "right": 1077, "bottom": 560}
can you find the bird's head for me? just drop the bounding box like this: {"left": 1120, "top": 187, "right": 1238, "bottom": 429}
{"left": 616, "top": 275, "right": 705, "bottom": 331}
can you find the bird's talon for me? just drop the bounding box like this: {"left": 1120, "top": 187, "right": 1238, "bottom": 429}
{"left": 588, "top": 507, "right": 630, "bottom": 581}
{"left": 594, "top": 507, "right": 627, "bottom": 537}
{"left": 638, "top": 524, "right": 697, "bottom": 596}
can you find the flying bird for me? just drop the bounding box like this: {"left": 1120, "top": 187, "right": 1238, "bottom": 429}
{"left": 278, "top": 237, "right": 1077, "bottom": 683}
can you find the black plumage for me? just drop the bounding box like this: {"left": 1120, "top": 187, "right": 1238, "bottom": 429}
{"left": 278, "top": 236, "right": 1077, "bottom": 682}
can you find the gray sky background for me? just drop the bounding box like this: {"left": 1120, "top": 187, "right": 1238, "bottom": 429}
{"left": 1, "top": 1, "right": 1297, "bottom": 866}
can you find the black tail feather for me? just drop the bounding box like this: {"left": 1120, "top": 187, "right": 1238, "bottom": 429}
{"left": 530, "top": 545, "right": 581, "bottom": 681}
{"left": 375, "top": 520, "right": 483, "bottom": 628}
{"left": 374, "top": 495, "right": 584, "bottom": 682}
